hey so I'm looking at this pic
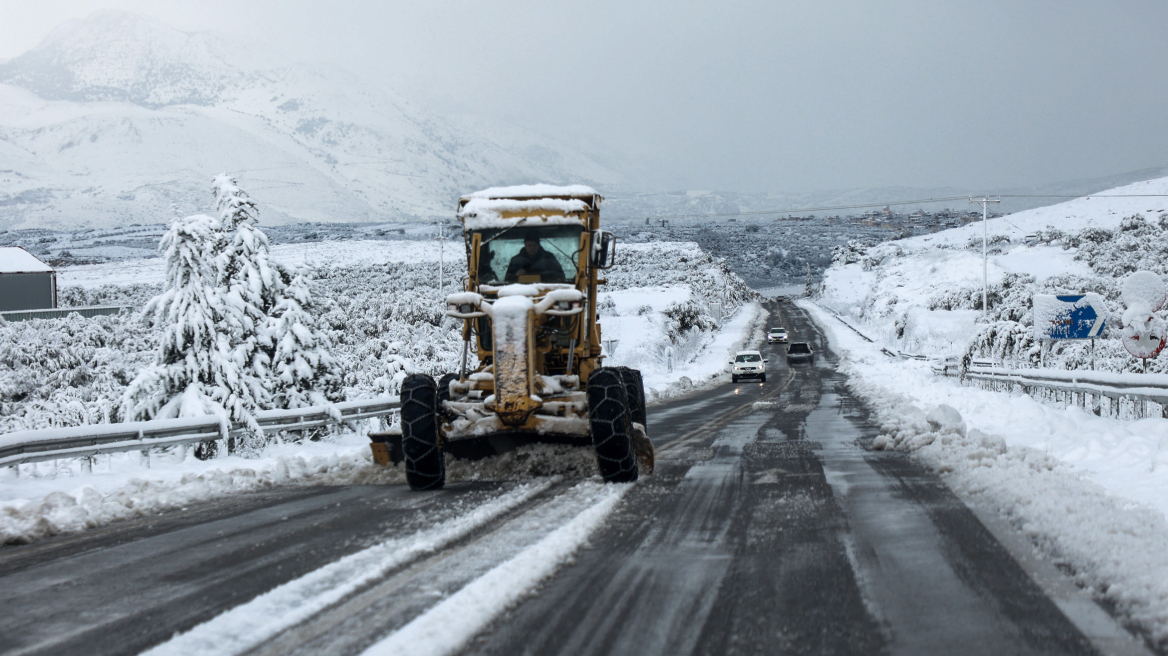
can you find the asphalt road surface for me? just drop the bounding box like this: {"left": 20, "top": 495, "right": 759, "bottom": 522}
{"left": 0, "top": 301, "right": 1147, "bottom": 656}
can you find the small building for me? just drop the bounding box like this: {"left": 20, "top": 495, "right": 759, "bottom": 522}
{"left": 0, "top": 247, "right": 57, "bottom": 313}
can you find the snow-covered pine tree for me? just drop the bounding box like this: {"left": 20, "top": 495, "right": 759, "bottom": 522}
{"left": 120, "top": 213, "right": 254, "bottom": 434}
{"left": 266, "top": 269, "right": 344, "bottom": 416}
{"left": 212, "top": 174, "right": 282, "bottom": 429}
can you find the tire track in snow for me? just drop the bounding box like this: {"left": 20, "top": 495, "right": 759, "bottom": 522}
{"left": 358, "top": 482, "right": 631, "bottom": 656}
{"left": 140, "top": 480, "right": 555, "bottom": 656}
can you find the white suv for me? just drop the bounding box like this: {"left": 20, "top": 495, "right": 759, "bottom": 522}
{"left": 766, "top": 327, "right": 788, "bottom": 344}
{"left": 730, "top": 350, "right": 767, "bottom": 383}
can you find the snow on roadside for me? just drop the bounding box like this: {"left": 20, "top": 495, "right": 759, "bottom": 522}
{"left": 604, "top": 299, "right": 765, "bottom": 404}
{"left": 801, "top": 299, "right": 1168, "bottom": 646}
{"left": 141, "top": 480, "right": 557, "bottom": 656}
{"left": 361, "top": 481, "right": 630, "bottom": 656}
{"left": 0, "top": 436, "right": 600, "bottom": 546}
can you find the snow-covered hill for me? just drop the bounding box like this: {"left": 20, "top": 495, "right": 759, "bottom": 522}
{"left": 0, "top": 11, "right": 629, "bottom": 230}
{"left": 819, "top": 174, "right": 1168, "bottom": 363}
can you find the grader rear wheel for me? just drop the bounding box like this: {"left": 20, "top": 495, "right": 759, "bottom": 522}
{"left": 587, "top": 367, "right": 638, "bottom": 483}
{"left": 401, "top": 373, "right": 445, "bottom": 491}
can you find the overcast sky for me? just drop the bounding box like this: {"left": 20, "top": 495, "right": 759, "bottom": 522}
{"left": 3, "top": 0, "right": 1168, "bottom": 194}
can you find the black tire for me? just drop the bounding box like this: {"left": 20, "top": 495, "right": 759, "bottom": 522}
{"left": 401, "top": 374, "right": 445, "bottom": 490}
{"left": 732, "top": 374, "right": 738, "bottom": 383}
{"left": 617, "top": 367, "right": 647, "bottom": 432}
{"left": 587, "top": 367, "right": 638, "bottom": 483}
{"left": 761, "top": 373, "right": 766, "bottom": 383}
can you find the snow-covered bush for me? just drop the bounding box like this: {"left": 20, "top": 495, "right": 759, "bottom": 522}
{"left": 964, "top": 233, "right": 1011, "bottom": 253}
{"left": 1075, "top": 215, "right": 1168, "bottom": 278}
{"left": 0, "top": 313, "right": 153, "bottom": 432}
{"left": 831, "top": 239, "right": 869, "bottom": 266}
{"left": 860, "top": 241, "right": 905, "bottom": 271}
{"left": 663, "top": 300, "right": 717, "bottom": 341}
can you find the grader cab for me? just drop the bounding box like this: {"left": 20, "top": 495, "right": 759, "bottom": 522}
{"left": 371, "top": 185, "right": 653, "bottom": 490}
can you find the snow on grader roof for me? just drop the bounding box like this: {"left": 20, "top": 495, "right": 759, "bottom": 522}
{"left": 461, "top": 184, "right": 600, "bottom": 201}
{"left": 0, "top": 247, "right": 53, "bottom": 274}
{"left": 458, "top": 184, "right": 602, "bottom": 230}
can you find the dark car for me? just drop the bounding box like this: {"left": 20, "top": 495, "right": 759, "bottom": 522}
{"left": 786, "top": 342, "right": 814, "bottom": 364}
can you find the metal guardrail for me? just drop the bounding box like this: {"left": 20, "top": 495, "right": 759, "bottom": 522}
{"left": 0, "top": 305, "right": 132, "bottom": 322}
{"left": 936, "top": 364, "right": 1168, "bottom": 420}
{"left": 812, "top": 302, "right": 1166, "bottom": 419}
{"left": 817, "top": 305, "right": 928, "bottom": 361}
{"left": 0, "top": 396, "right": 401, "bottom": 468}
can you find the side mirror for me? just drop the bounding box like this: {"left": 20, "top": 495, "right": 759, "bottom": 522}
{"left": 591, "top": 230, "right": 616, "bottom": 269}
{"left": 763, "top": 359, "right": 769, "bottom": 363}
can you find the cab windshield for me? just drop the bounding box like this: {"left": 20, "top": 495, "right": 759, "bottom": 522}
{"left": 735, "top": 353, "right": 761, "bottom": 363}
{"left": 474, "top": 225, "right": 584, "bottom": 285}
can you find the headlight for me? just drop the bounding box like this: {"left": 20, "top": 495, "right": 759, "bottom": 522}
{"left": 459, "top": 303, "right": 474, "bottom": 314}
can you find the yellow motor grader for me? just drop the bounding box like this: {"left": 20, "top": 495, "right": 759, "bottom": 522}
{"left": 370, "top": 185, "right": 653, "bottom": 490}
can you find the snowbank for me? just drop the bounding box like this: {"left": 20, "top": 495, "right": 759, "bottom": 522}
{"left": 803, "top": 300, "right": 1168, "bottom": 647}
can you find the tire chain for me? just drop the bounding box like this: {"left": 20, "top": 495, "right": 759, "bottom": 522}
{"left": 401, "top": 373, "right": 445, "bottom": 490}
{"left": 587, "top": 367, "right": 638, "bottom": 483}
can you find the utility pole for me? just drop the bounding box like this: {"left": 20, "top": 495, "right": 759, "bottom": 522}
{"left": 432, "top": 220, "right": 447, "bottom": 292}
{"left": 969, "top": 196, "right": 1000, "bottom": 319}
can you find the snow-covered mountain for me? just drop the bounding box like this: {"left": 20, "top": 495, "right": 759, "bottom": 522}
{"left": 0, "top": 11, "right": 630, "bottom": 230}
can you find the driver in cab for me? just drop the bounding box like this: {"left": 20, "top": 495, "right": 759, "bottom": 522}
{"left": 506, "top": 235, "right": 565, "bottom": 282}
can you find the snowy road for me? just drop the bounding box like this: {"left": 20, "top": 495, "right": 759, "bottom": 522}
{"left": 0, "top": 302, "right": 1144, "bottom": 655}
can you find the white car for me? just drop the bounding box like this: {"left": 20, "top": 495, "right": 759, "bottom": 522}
{"left": 766, "top": 326, "right": 788, "bottom": 344}
{"left": 730, "top": 350, "right": 767, "bottom": 383}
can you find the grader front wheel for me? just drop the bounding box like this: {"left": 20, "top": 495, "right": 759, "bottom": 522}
{"left": 587, "top": 367, "right": 639, "bottom": 483}
{"left": 401, "top": 374, "right": 446, "bottom": 491}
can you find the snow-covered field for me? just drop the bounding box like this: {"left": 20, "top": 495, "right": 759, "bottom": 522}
{"left": 58, "top": 239, "right": 449, "bottom": 288}
{"left": 807, "top": 174, "right": 1168, "bottom": 645}
{"left": 1, "top": 237, "right": 761, "bottom": 544}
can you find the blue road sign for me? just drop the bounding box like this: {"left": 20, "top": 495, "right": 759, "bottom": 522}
{"left": 1033, "top": 294, "right": 1108, "bottom": 340}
